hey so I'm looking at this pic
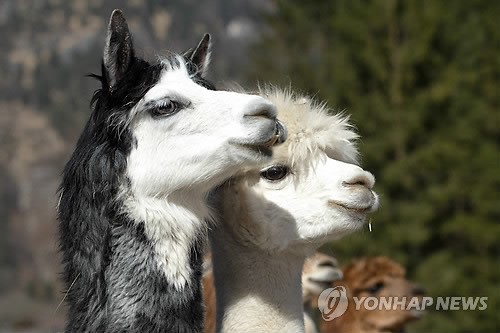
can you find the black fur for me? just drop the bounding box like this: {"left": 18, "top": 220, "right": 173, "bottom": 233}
{"left": 58, "top": 10, "right": 214, "bottom": 333}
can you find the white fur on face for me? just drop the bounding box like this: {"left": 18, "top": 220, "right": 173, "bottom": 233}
{"left": 122, "top": 59, "right": 280, "bottom": 288}
{"left": 127, "top": 60, "right": 279, "bottom": 197}
{"left": 230, "top": 151, "right": 379, "bottom": 254}
{"left": 220, "top": 88, "right": 379, "bottom": 254}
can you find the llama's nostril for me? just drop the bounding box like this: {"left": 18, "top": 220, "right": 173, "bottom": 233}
{"left": 243, "top": 100, "right": 277, "bottom": 119}
{"left": 343, "top": 173, "right": 374, "bottom": 189}
{"left": 317, "top": 260, "right": 337, "bottom": 268}
{"left": 413, "top": 285, "right": 426, "bottom": 296}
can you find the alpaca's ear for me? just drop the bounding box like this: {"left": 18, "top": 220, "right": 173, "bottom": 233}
{"left": 183, "top": 34, "right": 212, "bottom": 77}
{"left": 104, "top": 9, "right": 134, "bottom": 88}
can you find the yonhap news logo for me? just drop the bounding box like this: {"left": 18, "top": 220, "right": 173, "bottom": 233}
{"left": 318, "top": 286, "right": 488, "bottom": 321}
{"left": 318, "top": 286, "right": 349, "bottom": 320}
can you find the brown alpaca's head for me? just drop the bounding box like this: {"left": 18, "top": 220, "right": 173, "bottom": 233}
{"left": 321, "top": 256, "right": 425, "bottom": 333}
{"left": 339, "top": 257, "right": 425, "bottom": 332}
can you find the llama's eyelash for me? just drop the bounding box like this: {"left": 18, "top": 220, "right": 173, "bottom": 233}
{"left": 149, "top": 99, "right": 191, "bottom": 118}
{"left": 260, "top": 164, "right": 291, "bottom": 182}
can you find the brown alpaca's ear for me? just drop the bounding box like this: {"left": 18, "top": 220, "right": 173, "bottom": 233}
{"left": 183, "top": 34, "right": 212, "bottom": 77}
{"left": 104, "top": 9, "right": 134, "bottom": 88}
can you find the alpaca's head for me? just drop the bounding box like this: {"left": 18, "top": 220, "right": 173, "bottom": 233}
{"left": 217, "top": 88, "right": 378, "bottom": 253}
{"left": 85, "top": 10, "right": 285, "bottom": 203}
{"left": 302, "top": 252, "right": 343, "bottom": 305}
{"left": 320, "top": 257, "right": 426, "bottom": 333}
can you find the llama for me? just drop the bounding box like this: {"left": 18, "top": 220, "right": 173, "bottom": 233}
{"left": 201, "top": 253, "right": 217, "bottom": 333}
{"left": 302, "top": 253, "right": 344, "bottom": 333}
{"left": 201, "top": 252, "right": 342, "bottom": 333}
{"left": 302, "top": 252, "right": 343, "bottom": 308}
{"left": 209, "top": 88, "right": 379, "bottom": 333}
{"left": 58, "top": 10, "right": 285, "bottom": 333}
{"left": 318, "top": 256, "right": 426, "bottom": 333}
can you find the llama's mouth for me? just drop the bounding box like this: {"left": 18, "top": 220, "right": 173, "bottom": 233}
{"left": 271, "top": 120, "right": 287, "bottom": 146}
{"left": 232, "top": 120, "right": 287, "bottom": 157}
{"left": 327, "top": 200, "right": 375, "bottom": 214}
{"left": 232, "top": 142, "right": 273, "bottom": 158}
{"left": 308, "top": 277, "right": 336, "bottom": 290}
{"left": 252, "top": 120, "right": 287, "bottom": 148}
{"left": 328, "top": 191, "right": 379, "bottom": 214}
{"left": 409, "top": 308, "right": 426, "bottom": 318}
{"left": 263, "top": 134, "right": 280, "bottom": 147}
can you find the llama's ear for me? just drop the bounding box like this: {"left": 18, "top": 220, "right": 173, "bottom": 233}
{"left": 183, "top": 34, "right": 212, "bottom": 77}
{"left": 103, "top": 9, "right": 134, "bottom": 88}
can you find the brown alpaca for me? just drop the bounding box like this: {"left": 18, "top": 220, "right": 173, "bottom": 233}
{"left": 202, "top": 255, "right": 217, "bottom": 333}
{"left": 319, "top": 256, "right": 425, "bottom": 333}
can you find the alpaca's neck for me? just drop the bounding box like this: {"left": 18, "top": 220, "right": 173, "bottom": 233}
{"left": 122, "top": 192, "right": 211, "bottom": 287}
{"left": 60, "top": 187, "right": 209, "bottom": 333}
{"left": 320, "top": 299, "right": 376, "bottom": 333}
{"left": 211, "top": 227, "right": 305, "bottom": 333}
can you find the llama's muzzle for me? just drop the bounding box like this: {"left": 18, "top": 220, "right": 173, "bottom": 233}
{"left": 264, "top": 120, "right": 287, "bottom": 147}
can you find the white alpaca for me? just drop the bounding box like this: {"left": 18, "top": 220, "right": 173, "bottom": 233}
{"left": 202, "top": 251, "right": 343, "bottom": 333}
{"left": 210, "top": 88, "right": 379, "bottom": 333}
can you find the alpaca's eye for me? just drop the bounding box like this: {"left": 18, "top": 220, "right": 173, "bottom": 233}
{"left": 366, "top": 282, "right": 385, "bottom": 294}
{"left": 261, "top": 165, "right": 289, "bottom": 182}
{"left": 150, "top": 100, "right": 182, "bottom": 118}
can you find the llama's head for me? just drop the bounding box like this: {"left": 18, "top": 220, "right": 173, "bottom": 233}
{"left": 302, "top": 252, "right": 343, "bottom": 304}
{"left": 86, "top": 10, "right": 285, "bottom": 203}
{"left": 217, "top": 88, "right": 378, "bottom": 253}
{"left": 320, "top": 257, "right": 426, "bottom": 333}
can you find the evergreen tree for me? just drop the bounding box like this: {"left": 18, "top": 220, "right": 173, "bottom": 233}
{"left": 248, "top": 1, "right": 500, "bottom": 331}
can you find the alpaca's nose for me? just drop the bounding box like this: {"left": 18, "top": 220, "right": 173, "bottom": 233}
{"left": 412, "top": 284, "right": 426, "bottom": 296}
{"left": 274, "top": 120, "right": 287, "bottom": 144}
{"left": 343, "top": 171, "right": 375, "bottom": 190}
{"left": 242, "top": 98, "right": 277, "bottom": 120}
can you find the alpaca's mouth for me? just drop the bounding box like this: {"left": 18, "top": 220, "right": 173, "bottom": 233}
{"left": 328, "top": 190, "right": 379, "bottom": 214}
{"left": 271, "top": 120, "right": 287, "bottom": 145}
{"left": 231, "top": 120, "right": 287, "bottom": 159}
{"left": 308, "top": 277, "right": 335, "bottom": 290}
{"left": 263, "top": 133, "right": 280, "bottom": 147}
{"left": 257, "top": 120, "right": 287, "bottom": 148}
{"left": 232, "top": 122, "right": 286, "bottom": 158}
{"left": 327, "top": 200, "right": 374, "bottom": 214}
{"left": 231, "top": 140, "right": 273, "bottom": 157}
{"left": 240, "top": 143, "right": 273, "bottom": 157}
{"left": 409, "top": 308, "right": 426, "bottom": 318}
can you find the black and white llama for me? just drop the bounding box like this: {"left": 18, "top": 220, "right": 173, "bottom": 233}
{"left": 58, "top": 10, "right": 285, "bottom": 333}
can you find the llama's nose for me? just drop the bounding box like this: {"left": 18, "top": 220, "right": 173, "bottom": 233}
{"left": 242, "top": 98, "right": 277, "bottom": 120}
{"left": 412, "top": 284, "right": 426, "bottom": 296}
{"left": 343, "top": 171, "right": 375, "bottom": 190}
{"left": 317, "top": 260, "right": 337, "bottom": 268}
{"left": 274, "top": 120, "right": 287, "bottom": 144}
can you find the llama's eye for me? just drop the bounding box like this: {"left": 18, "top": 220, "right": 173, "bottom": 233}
{"left": 261, "top": 165, "right": 289, "bottom": 182}
{"left": 366, "top": 282, "right": 385, "bottom": 294}
{"left": 150, "top": 100, "right": 182, "bottom": 118}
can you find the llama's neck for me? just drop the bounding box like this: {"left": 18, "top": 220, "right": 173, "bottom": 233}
{"left": 211, "top": 226, "right": 306, "bottom": 333}
{"left": 60, "top": 185, "right": 209, "bottom": 332}
{"left": 320, "top": 298, "right": 377, "bottom": 333}
{"left": 122, "top": 191, "right": 211, "bottom": 288}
